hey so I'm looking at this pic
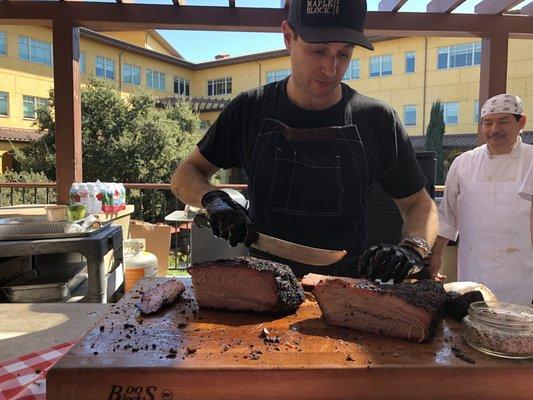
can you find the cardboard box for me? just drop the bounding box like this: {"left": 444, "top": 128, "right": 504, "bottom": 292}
{"left": 129, "top": 220, "right": 172, "bottom": 277}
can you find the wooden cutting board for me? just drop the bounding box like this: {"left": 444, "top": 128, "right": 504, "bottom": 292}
{"left": 47, "top": 277, "right": 533, "bottom": 400}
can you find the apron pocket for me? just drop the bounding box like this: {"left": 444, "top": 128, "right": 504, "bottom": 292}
{"left": 267, "top": 149, "right": 343, "bottom": 216}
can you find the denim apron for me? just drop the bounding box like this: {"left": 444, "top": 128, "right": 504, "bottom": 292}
{"left": 248, "top": 85, "right": 369, "bottom": 277}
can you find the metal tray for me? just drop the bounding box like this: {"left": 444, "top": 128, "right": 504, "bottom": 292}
{"left": 1, "top": 262, "right": 88, "bottom": 302}
{"left": 0, "top": 220, "right": 110, "bottom": 241}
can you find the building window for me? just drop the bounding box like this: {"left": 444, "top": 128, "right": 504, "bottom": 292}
{"left": 23, "top": 95, "right": 47, "bottom": 119}
{"left": 208, "top": 77, "right": 232, "bottom": 96}
{"left": 343, "top": 59, "right": 360, "bottom": 81}
{"left": 123, "top": 64, "right": 141, "bottom": 85}
{"left": 147, "top": 69, "right": 165, "bottom": 91}
{"left": 438, "top": 42, "right": 481, "bottom": 70}
{"left": 19, "top": 36, "right": 52, "bottom": 66}
{"left": 0, "top": 32, "right": 6, "bottom": 56}
{"left": 80, "top": 52, "right": 86, "bottom": 74}
{"left": 174, "top": 76, "right": 190, "bottom": 95}
{"left": 369, "top": 54, "right": 392, "bottom": 77}
{"left": 443, "top": 102, "right": 459, "bottom": 125}
{"left": 266, "top": 68, "right": 291, "bottom": 83}
{"left": 405, "top": 51, "right": 415, "bottom": 73}
{"left": 473, "top": 99, "right": 479, "bottom": 124}
{"left": 95, "top": 56, "right": 115, "bottom": 80}
{"left": 0, "top": 92, "right": 8, "bottom": 116}
{"left": 403, "top": 105, "right": 417, "bottom": 127}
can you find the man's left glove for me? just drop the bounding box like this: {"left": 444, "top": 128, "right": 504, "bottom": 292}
{"left": 201, "top": 190, "right": 256, "bottom": 247}
{"left": 357, "top": 243, "right": 424, "bottom": 283}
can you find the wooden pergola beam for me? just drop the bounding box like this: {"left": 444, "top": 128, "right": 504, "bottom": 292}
{"left": 2, "top": 4, "right": 533, "bottom": 36}
{"left": 378, "top": 0, "right": 408, "bottom": 12}
{"left": 426, "top": 0, "right": 466, "bottom": 13}
{"left": 52, "top": 19, "right": 82, "bottom": 204}
{"left": 475, "top": 0, "right": 523, "bottom": 15}
{"left": 478, "top": 32, "right": 509, "bottom": 144}
{"left": 521, "top": 2, "right": 533, "bottom": 15}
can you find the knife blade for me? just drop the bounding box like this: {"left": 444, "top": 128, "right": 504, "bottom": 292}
{"left": 193, "top": 212, "right": 346, "bottom": 266}
{"left": 251, "top": 232, "right": 347, "bottom": 266}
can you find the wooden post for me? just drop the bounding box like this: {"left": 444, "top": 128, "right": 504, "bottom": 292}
{"left": 53, "top": 20, "right": 82, "bottom": 204}
{"left": 477, "top": 32, "right": 509, "bottom": 144}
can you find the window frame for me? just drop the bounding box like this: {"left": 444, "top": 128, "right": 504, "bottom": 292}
{"left": 173, "top": 76, "right": 191, "bottom": 95}
{"left": 473, "top": 99, "right": 480, "bottom": 124}
{"left": 342, "top": 59, "right": 360, "bottom": 81}
{"left": 22, "top": 95, "right": 47, "bottom": 120}
{"left": 369, "top": 54, "right": 393, "bottom": 77}
{"left": 147, "top": 69, "right": 165, "bottom": 91}
{"left": 437, "top": 42, "right": 481, "bottom": 70}
{"left": 0, "top": 31, "right": 6, "bottom": 57}
{"left": 403, "top": 104, "right": 417, "bottom": 127}
{"left": 79, "top": 51, "right": 86, "bottom": 74}
{"left": 123, "top": 63, "right": 141, "bottom": 86}
{"left": 18, "top": 36, "right": 52, "bottom": 66}
{"left": 443, "top": 101, "right": 460, "bottom": 125}
{"left": 405, "top": 51, "right": 415, "bottom": 74}
{"left": 0, "top": 91, "right": 9, "bottom": 117}
{"left": 207, "top": 77, "right": 232, "bottom": 96}
{"left": 266, "top": 68, "right": 291, "bottom": 83}
{"left": 95, "top": 56, "right": 116, "bottom": 80}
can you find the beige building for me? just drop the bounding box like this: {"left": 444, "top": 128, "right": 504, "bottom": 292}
{"left": 1, "top": 25, "right": 533, "bottom": 172}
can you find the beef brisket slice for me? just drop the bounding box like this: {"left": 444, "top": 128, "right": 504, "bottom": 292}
{"left": 135, "top": 279, "right": 185, "bottom": 315}
{"left": 313, "top": 279, "right": 449, "bottom": 342}
{"left": 188, "top": 257, "right": 305, "bottom": 314}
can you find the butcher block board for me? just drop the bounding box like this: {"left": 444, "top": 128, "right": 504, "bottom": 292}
{"left": 47, "top": 277, "right": 533, "bottom": 400}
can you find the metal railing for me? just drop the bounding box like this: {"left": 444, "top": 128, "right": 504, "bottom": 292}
{"left": 0, "top": 182, "right": 248, "bottom": 222}
{"left": 0, "top": 182, "right": 444, "bottom": 213}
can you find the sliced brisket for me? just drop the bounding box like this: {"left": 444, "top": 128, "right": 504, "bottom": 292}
{"left": 313, "top": 279, "right": 449, "bottom": 342}
{"left": 135, "top": 280, "right": 185, "bottom": 315}
{"left": 188, "top": 257, "right": 305, "bottom": 314}
{"left": 300, "top": 273, "right": 364, "bottom": 291}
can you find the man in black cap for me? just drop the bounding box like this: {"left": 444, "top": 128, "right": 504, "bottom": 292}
{"left": 171, "top": 0, "right": 438, "bottom": 282}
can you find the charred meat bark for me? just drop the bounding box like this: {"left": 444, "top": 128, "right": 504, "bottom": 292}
{"left": 313, "top": 279, "right": 449, "bottom": 342}
{"left": 135, "top": 280, "right": 185, "bottom": 315}
{"left": 300, "top": 273, "right": 364, "bottom": 291}
{"left": 187, "top": 257, "right": 305, "bottom": 314}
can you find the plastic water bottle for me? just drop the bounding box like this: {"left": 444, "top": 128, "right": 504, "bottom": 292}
{"left": 78, "top": 183, "right": 89, "bottom": 209}
{"left": 86, "top": 183, "right": 103, "bottom": 214}
{"left": 69, "top": 183, "right": 80, "bottom": 206}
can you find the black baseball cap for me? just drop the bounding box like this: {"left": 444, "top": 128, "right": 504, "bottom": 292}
{"left": 288, "top": 0, "right": 374, "bottom": 50}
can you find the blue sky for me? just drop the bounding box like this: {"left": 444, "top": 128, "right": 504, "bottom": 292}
{"left": 130, "top": 0, "right": 524, "bottom": 62}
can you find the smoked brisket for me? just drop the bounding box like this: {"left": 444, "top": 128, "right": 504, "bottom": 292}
{"left": 188, "top": 257, "right": 305, "bottom": 315}
{"left": 313, "top": 279, "right": 449, "bottom": 342}
{"left": 135, "top": 280, "right": 185, "bottom": 315}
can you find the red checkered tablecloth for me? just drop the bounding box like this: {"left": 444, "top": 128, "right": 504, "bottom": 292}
{"left": 0, "top": 341, "right": 76, "bottom": 400}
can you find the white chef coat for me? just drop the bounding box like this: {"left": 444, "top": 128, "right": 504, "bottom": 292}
{"left": 438, "top": 138, "right": 533, "bottom": 304}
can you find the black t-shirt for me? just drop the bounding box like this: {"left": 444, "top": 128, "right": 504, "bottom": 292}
{"left": 198, "top": 77, "right": 425, "bottom": 199}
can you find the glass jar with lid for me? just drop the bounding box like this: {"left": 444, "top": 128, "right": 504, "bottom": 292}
{"left": 462, "top": 301, "right": 533, "bottom": 359}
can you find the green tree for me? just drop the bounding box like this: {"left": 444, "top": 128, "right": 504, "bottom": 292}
{"left": 425, "top": 100, "right": 446, "bottom": 184}
{"left": 13, "top": 76, "right": 202, "bottom": 220}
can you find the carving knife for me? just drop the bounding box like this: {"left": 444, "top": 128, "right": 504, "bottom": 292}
{"left": 193, "top": 212, "right": 347, "bottom": 266}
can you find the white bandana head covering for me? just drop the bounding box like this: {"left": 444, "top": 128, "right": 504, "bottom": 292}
{"left": 480, "top": 94, "right": 524, "bottom": 119}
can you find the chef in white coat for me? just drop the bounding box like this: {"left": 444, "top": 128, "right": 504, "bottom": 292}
{"left": 429, "top": 94, "right": 533, "bottom": 304}
{"left": 519, "top": 162, "right": 533, "bottom": 246}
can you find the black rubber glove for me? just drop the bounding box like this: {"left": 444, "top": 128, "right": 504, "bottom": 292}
{"left": 357, "top": 243, "right": 425, "bottom": 283}
{"left": 201, "top": 190, "right": 256, "bottom": 247}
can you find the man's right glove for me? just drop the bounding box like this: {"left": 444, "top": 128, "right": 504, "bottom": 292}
{"left": 357, "top": 243, "right": 425, "bottom": 283}
{"left": 201, "top": 190, "right": 257, "bottom": 247}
